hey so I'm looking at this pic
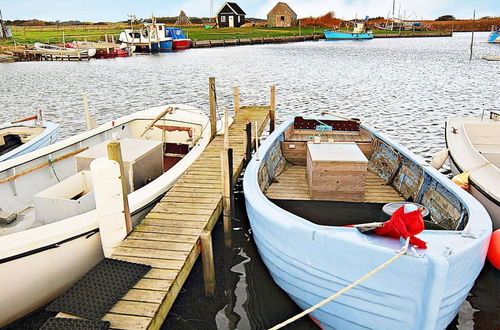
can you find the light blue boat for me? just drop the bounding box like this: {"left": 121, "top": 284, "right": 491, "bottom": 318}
{"left": 488, "top": 26, "right": 499, "bottom": 43}
{"left": 0, "top": 117, "right": 59, "bottom": 162}
{"left": 324, "top": 18, "right": 373, "bottom": 40}
{"left": 243, "top": 116, "right": 491, "bottom": 329}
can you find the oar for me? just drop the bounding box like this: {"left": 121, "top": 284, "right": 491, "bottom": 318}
{"left": 140, "top": 107, "right": 175, "bottom": 137}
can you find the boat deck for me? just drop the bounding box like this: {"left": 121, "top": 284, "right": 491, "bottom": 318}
{"left": 56, "top": 106, "right": 270, "bottom": 329}
{"left": 265, "top": 165, "right": 404, "bottom": 203}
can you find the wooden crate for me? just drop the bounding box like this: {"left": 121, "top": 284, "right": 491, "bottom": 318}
{"left": 307, "top": 143, "right": 368, "bottom": 201}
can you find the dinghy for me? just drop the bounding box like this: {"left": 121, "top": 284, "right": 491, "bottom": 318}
{"left": 0, "top": 105, "right": 219, "bottom": 327}
{"left": 34, "top": 42, "right": 97, "bottom": 59}
{"left": 446, "top": 110, "right": 500, "bottom": 229}
{"left": 324, "top": 17, "right": 373, "bottom": 40}
{"left": 243, "top": 115, "right": 491, "bottom": 329}
{"left": 0, "top": 114, "right": 59, "bottom": 162}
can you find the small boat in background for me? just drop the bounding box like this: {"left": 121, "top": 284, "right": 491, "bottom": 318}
{"left": 243, "top": 115, "right": 491, "bottom": 329}
{"left": 66, "top": 41, "right": 130, "bottom": 59}
{"left": 0, "top": 113, "right": 59, "bottom": 162}
{"left": 324, "top": 17, "right": 373, "bottom": 40}
{"left": 446, "top": 110, "right": 500, "bottom": 229}
{"left": 165, "top": 27, "right": 191, "bottom": 49}
{"left": 34, "top": 43, "right": 96, "bottom": 58}
{"left": 488, "top": 26, "right": 499, "bottom": 43}
{"left": 119, "top": 21, "right": 173, "bottom": 52}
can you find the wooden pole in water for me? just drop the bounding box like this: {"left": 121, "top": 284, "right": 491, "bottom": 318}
{"left": 270, "top": 85, "right": 276, "bottom": 133}
{"left": 245, "top": 121, "right": 252, "bottom": 163}
{"left": 107, "top": 141, "right": 132, "bottom": 234}
{"left": 469, "top": 10, "right": 475, "bottom": 61}
{"left": 221, "top": 106, "right": 232, "bottom": 247}
{"left": 233, "top": 86, "right": 240, "bottom": 113}
{"left": 209, "top": 77, "right": 217, "bottom": 141}
{"left": 200, "top": 231, "right": 216, "bottom": 296}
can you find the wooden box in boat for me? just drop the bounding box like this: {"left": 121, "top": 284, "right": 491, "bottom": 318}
{"left": 75, "top": 138, "right": 163, "bottom": 193}
{"left": 306, "top": 142, "right": 367, "bottom": 201}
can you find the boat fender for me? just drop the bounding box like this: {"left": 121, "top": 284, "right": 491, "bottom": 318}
{"left": 90, "top": 157, "right": 127, "bottom": 257}
{"left": 487, "top": 229, "right": 500, "bottom": 269}
{"left": 430, "top": 149, "right": 449, "bottom": 169}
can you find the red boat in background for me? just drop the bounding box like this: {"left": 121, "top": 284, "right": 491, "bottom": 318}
{"left": 67, "top": 41, "right": 130, "bottom": 59}
{"left": 165, "top": 27, "right": 191, "bottom": 49}
{"left": 94, "top": 48, "right": 129, "bottom": 59}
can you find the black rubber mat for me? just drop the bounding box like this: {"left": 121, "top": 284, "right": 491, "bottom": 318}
{"left": 40, "top": 317, "right": 110, "bottom": 330}
{"left": 46, "top": 258, "right": 151, "bottom": 320}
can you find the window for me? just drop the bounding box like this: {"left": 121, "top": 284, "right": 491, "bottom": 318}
{"left": 221, "top": 15, "right": 226, "bottom": 23}
{"left": 280, "top": 16, "right": 285, "bottom": 22}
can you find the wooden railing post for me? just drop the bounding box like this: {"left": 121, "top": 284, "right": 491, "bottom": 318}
{"left": 200, "top": 231, "right": 215, "bottom": 297}
{"left": 270, "top": 85, "right": 276, "bottom": 133}
{"left": 221, "top": 107, "right": 232, "bottom": 247}
{"left": 245, "top": 121, "right": 252, "bottom": 163}
{"left": 209, "top": 77, "right": 217, "bottom": 141}
{"left": 233, "top": 86, "right": 240, "bottom": 112}
{"left": 107, "top": 141, "right": 132, "bottom": 234}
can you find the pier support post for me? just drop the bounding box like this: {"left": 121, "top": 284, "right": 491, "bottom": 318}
{"left": 270, "top": 85, "right": 276, "bottom": 134}
{"left": 245, "top": 121, "right": 252, "bottom": 163}
{"left": 221, "top": 107, "right": 232, "bottom": 247}
{"left": 233, "top": 86, "right": 240, "bottom": 113}
{"left": 107, "top": 141, "right": 132, "bottom": 234}
{"left": 209, "top": 77, "right": 217, "bottom": 141}
{"left": 200, "top": 231, "right": 216, "bottom": 297}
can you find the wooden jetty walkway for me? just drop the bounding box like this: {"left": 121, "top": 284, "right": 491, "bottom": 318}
{"left": 57, "top": 86, "right": 272, "bottom": 329}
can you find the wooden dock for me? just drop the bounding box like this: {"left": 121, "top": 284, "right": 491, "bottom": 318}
{"left": 57, "top": 105, "right": 270, "bottom": 329}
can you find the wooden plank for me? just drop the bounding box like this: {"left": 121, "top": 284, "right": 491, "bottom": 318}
{"left": 112, "top": 247, "right": 190, "bottom": 260}
{"left": 121, "top": 239, "right": 195, "bottom": 252}
{"left": 122, "top": 289, "right": 166, "bottom": 304}
{"left": 103, "top": 313, "right": 151, "bottom": 330}
{"left": 127, "top": 231, "right": 198, "bottom": 243}
{"left": 109, "top": 300, "right": 159, "bottom": 318}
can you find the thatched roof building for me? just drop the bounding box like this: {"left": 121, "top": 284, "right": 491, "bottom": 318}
{"left": 175, "top": 10, "right": 191, "bottom": 25}
{"left": 267, "top": 2, "right": 297, "bottom": 27}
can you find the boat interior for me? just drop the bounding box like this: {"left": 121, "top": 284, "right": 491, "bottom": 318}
{"left": 463, "top": 122, "right": 500, "bottom": 168}
{"left": 0, "top": 114, "right": 204, "bottom": 236}
{"left": 259, "top": 117, "right": 467, "bottom": 230}
{"left": 0, "top": 126, "right": 45, "bottom": 156}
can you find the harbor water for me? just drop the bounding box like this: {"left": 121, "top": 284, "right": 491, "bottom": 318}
{"left": 0, "top": 32, "right": 498, "bottom": 329}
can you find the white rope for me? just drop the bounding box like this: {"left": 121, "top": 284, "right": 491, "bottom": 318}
{"left": 270, "top": 238, "right": 411, "bottom": 330}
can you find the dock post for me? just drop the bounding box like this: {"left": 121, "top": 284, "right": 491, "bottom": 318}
{"left": 221, "top": 106, "right": 232, "bottom": 247}
{"left": 233, "top": 86, "right": 240, "bottom": 113}
{"left": 209, "top": 77, "right": 217, "bottom": 141}
{"left": 107, "top": 141, "right": 132, "bottom": 234}
{"left": 269, "top": 85, "right": 276, "bottom": 133}
{"left": 200, "top": 231, "right": 216, "bottom": 297}
{"left": 245, "top": 121, "right": 252, "bottom": 163}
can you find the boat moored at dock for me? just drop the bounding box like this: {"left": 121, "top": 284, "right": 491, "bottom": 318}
{"left": 488, "top": 26, "right": 499, "bottom": 43}
{"left": 446, "top": 110, "right": 500, "bottom": 229}
{"left": 34, "top": 43, "right": 97, "bottom": 58}
{"left": 0, "top": 105, "right": 216, "bottom": 327}
{"left": 243, "top": 115, "right": 491, "bottom": 329}
{"left": 119, "top": 22, "right": 173, "bottom": 52}
{"left": 0, "top": 114, "right": 59, "bottom": 162}
{"left": 324, "top": 17, "right": 373, "bottom": 40}
{"left": 165, "top": 27, "right": 191, "bottom": 49}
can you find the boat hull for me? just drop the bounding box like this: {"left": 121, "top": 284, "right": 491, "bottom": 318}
{"left": 172, "top": 39, "right": 191, "bottom": 49}
{"left": 150, "top": 40, "right": 173, "bottom": 51}
{"left": 324, "top": 30, "right": 373, "bottom": 40}
{"left": 0, "top": 105, "right": 213, "bottom": 327}
{"left": 488, "top": 31, "right": 499, "bottom": 43}
{"left": 243, "top": 117, "right": 491, "bottom": 329}
{"left": 0, "top": 120, "right": 59, "bottom": 162}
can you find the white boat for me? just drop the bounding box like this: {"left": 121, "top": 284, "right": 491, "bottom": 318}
{"left": 0, "top": 114, "right": 59, "bottom": 162}
{"left": 243, "top": 115, "right": 491, "bottom": 329}
{"left": 119, "top": 22, "right": 173, "bottom": 52}
{"left": 0, "top": 104, "right": 220, "bottom": 327}
{"left": 34, "top": 42, "right": 97, "bottom": 58}
{"left": 446, "top": 110, "right": 500, "bottom": 229}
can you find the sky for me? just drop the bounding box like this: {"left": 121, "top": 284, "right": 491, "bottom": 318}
{"left": 0, "top": 0, "right": 498, "bottom": 22}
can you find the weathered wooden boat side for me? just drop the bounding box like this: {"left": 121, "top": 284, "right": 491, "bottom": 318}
{"left": 243, "top": 116, "right": 491, "bottom": 329}
{"left": 0, "top": 119, "right": 59, "bottom": 162}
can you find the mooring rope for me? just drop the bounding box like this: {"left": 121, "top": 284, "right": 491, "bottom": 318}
{"left": 269, "top": 237, "right": 411, "bottom": 330}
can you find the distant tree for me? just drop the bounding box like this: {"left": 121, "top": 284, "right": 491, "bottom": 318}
{"left": 436, "top": 15, "right": 455, "bottom": 21}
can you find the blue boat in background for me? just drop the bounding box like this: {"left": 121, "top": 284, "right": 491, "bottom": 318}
{"left": 324, "top": 17, "right": 373, "bottom": 40}
{"left": 119, "top": 21, "right": 173, "bottom": 52}
{"left": 164, "top": 27, "right": 191, "bottom": 49}
{"left": 488, "top": 26, "right": 499, "bottom": 43}
{"left": 0, "top": 114, "right": 59, "bottom": 162}
{"left": 243, "top": 115, "right": 491, "bottom": 329}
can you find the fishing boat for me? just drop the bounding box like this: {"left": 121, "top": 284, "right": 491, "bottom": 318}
{"left": 0, "top": 104, "right": 223, "bottom": 327}
{"left": 67, "top": 41, "right": 130, "bottom": 58}
{"left": 34, "top": 43, "right": 97, "bottom": 59}
{"left": 488, "top": 26, "right": 499, "bottom": 43}
{"left": 0, "top": 113, "right": 59, "bottom": 162}
{"left": 324, "top": 17, "right": 373, "bottom": 40}
{"left": 243, "top": 115, "right": 491, "bottom": 329}
{"left": 165, "top": 27, "right": 191, "bottom": 50}
{"left": 446, "top": 110, "right": 500, "bottom": 229}
{"left": 118, "top": 22, "right": 173, "bottom": 52}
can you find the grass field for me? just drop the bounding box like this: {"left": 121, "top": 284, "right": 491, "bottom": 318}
{"left": 0, "top": 24, "right": 447, "bottom": 47}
